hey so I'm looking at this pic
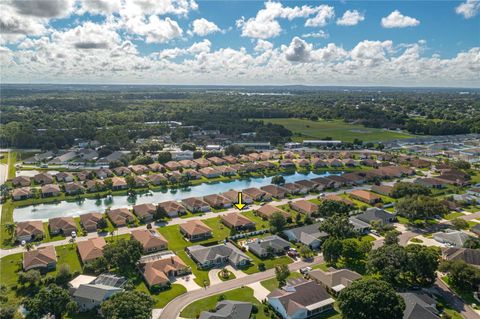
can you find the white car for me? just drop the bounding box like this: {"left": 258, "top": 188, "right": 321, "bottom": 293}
{"left": 300, "top": 266, "right": 312, "bottom": 274}
{"left": 71, "top": 231, "right": 77, "bottom": 238}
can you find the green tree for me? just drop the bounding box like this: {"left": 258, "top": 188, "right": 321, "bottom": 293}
{"left": 317, "top": 200, "right": 351, "bottom": 217}
{"left": 319, "top": 214, "right": 355, "bottom": 239}
{"left": 391, "top": 182, "right": 431, "bottom": 198}
{"left": 322, "top": 237, "right": 343, "bottom": 265}
{"left": 269, "top": 212, "right": 287, "bottom": 233}
{"left": 101, "top": 290, "right": 154, "bottom": 319}
{"left": 271, "top": 175, "right": 286, "bottom": 185}
{"left": 3, "top": 222, "right": 16, "bottom": 238}
{"left": 24, "top": 284, "right": 77, "bottom": 319}
{"left": 103, "top": 239, "right": 143, "bottom": 274}
{"left": 384, "top": 230, "right": 401, "bottom": 245}
{"left": 404, "top": 245, "right": 440, "bottom": 287}
{"left": 451, "top": 218, "right": 469, "bottom": 230}
{"left": 18, "top": 270, "right": 41, "bottom": 287}
{"left": 338, "top": 278, "right": 405, "bottom": 319}
{"left": 367, "top": 244, "right": 407, "bottom": 287}
{"left": 299, "top": 245, "right": 314, "bottom": 260}
{"left": 464, "top": 237, "right": 480, "bottom": 249}
{"left": 341, "top": 238, "right": 372, "bottom": 266}
{"left": 157, "top": 152, "right": 172, "bottom": 164}
{"left": 439, "top": 260, "right": 480, "bottom": 292}
{"left": 395, "top": 195, "right": 449, "bottom": 220}
{"left": 275, "top": 264, "right": 290, "bottom": 287}
{"left": 180, "top": 143, "right": 196, "bottom": 151}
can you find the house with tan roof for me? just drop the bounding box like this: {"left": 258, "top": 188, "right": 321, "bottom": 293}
{"left": 280, "top": 159, "right": 295, "bottom": 169}
{"left": 222, "top": 190, "right": 253, "bottom": 204}
{"left": 55, "top": 171, "right": 74, "bottom": 182}
{"left": 308, "top": 268, "right": 362, "bottom": 294}
{"left": 130, "top": 165, "right": 149, "bottom": 175}
{"left": 311, "top": 158, "right": 328, "bottom": 168}
{"left": 221, "top": 213, "right": 255, "bottom": 230}
{"left": 342, "top": 172, "right": 365, "bottom": 185}
{"left": 148, "top": 162, "right": 165, "bottom": 172}
{"left": 133, "top": 175, "right": 148, "bottom": 188}
{"left": 139, "top": 253, "right": 190, "bottom": 288}
{"left": 325, "top": 195, "right": 354, "bottom": 206}
{"left": 49, "top": 216, "right": 77, "bottom": 236}
{"left": 295, "top": 159, "right": 310, "bottom": 167}
{"left": 325, "top": 175, "right": 348, "bottom": 188}
{"left": 106, "top": 208, "right": 135, "bottom": 226}
{"left": 203, "top": 194, "right": 232, "bottom": 209}
{"left": 256, "top": 205, "right": 290, "bottom": 219}
{"left": 222, "top": 155, "right": 237, "bottom": 164}
{"left": 184, "top": 169, "right": 202, "bottom": 179}
{"left": 178, "top": 160, "right": 198, "bottom": 169}
{"left": 180, "top": 220, "right": 212, "bottom": 241}
{"left": 283, "top": 183, "right": 307, "bottom": 195}
{"left": 41, "top": 184, "right": 61, "bottom": 197}
{"left": 181, "top": 197, "right": 210, "bottom": 213}
{"left": 164, "top": 161, "right": 182, "bottom": 171}
{"left": 12, "top": 176, "right": 31, "bottom": 187}
{"left": 16, "top": 220, "right": 45, "bottom": 242}
{"left": 77, "top": 237, "right": 106, "bottom": 263}
{"left": 261, "top": 185, "right": 288, "bottom": 199}
{"left": 290, "top": 200, "right": 318, "bottom": 216}
{"left": 198, "top": 167, "right": 222, "bottom": 178}
{"left": 64, "top": 181, "right": 85, "bottom": 195}
{"left": 349, "top": 189, "right": 382, "bottom": 204}
{"left": 371, "top": 184, "right": 394, "bottom": 196}
{"left": 267, "top": 278, "right": 334, "bottom": 319}
{"left": 79, "top": 212, "right": 104, "bottom": 232}
{"left": 111, "top": 176, "right": 127, "bottom": 190}
{"left": 194, "top": 158, "right": 211, "bottom": 168}
{"left": 23, "top": 245, "right": 57, "bottom": 271}
{"left": 113, "top": 166, "right": 131, "bottom": 176}
{"left": 215, "top": 165, "right": 237, "bottom": 176}
{"left": 12, "top": 187, "right": 32, "bottom": 201}
{"left": 242, "top": 187, "right": 271, "bottom": 201}
{"left": 311, "top": 177, "right": 335, "bottom": 189}
{"left": 95, "top": 168, "right": 113, "bottom": 179}
{"left": 133, "top": 203, "right": 156, "bottom": 222}
{"left": 147, "top": 173, "right": 167, "bottom": 185}
{"left": 294, "top": 180, "right": 318, "bottom": 192}
{"left": 85, "top": 179, "right": 105, "bottom": 192}
{"left": 158, "top": 200, "right": 186, "bottom": 217}
{"left": 33, "top": 172, "right": 54, "bottom": 184}
{"left": 208, "top": 156, "right": 226, "bottom": 166}
{"left": 414, "top": 178, "right": 446, "bottom": 189}
{"left": 131, "top": 229, "right": 167, "bottom": 253}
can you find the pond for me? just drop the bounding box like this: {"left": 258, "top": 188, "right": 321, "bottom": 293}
{"left": 13, "top": 171, "right": 339, "bottom": 222}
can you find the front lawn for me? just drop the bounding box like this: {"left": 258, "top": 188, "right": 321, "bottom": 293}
{"left": 180, "top": 287, "right": 268, "bottom": 319}
{"left": 242, "top": 251, "right": 293, "bottom": 275}
{"left": 260, "top": 271, "right": 302, "bottom": 292}
{"left": 176, "top": 250, "right": 210, "bottom": 287}
{"left": 443, "top": 212, "right": 465, "bottom": 220}
{"left": 135, "top": 281, "right": 186, "bottom": 308}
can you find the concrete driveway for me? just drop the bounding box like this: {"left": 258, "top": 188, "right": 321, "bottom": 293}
{"left": 171, "top": 274, "right": 202, "bottom": 292}
{"left": 247, "top": 282, "right": 271, "bottom": 302}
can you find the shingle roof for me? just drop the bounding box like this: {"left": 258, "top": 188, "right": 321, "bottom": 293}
{"left": 23, "top": 245, "right": 57, "bottom": 270}
{"left": 131, "top": 229, "right": 167, "bottom": 250}
{"left": 77, "top": 237, "right": 106, "bottom": 262}
{"left": 180, "top": 220, "right": 212, "bottom": 236}
{"left": 187, "top": 243, "right": 250, "bottom": 265}
{"left": 400, "top": 293, "right": 440, "bottom": 319}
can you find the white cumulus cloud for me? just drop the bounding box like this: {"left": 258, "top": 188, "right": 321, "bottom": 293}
{"left": 336, "top": 10, "right": 365, "bottom": 26}
{"left": 455, "top": 0, "right": 480, "bottom": 18}
{"left": 381, "top": 10, "right": 420, "bottom": 28}
{"left": 191, "top": 18, "right": 220, "bottom": 36}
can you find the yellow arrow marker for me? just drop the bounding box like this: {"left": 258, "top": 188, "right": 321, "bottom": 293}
{"left": 234, "top": 192, "right": 246, "bottom": 210}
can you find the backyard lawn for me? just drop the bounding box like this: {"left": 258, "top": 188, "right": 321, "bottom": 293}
{"left": 259, "top": 118, "right": 412, "bottom": 143}
{"left": 135, "top": 281, "right": 186, "bottom": 308}
{"left": 179, "top": 287, "right": 268, "bottom": 319}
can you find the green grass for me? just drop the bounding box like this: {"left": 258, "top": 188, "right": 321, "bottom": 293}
{"left": 259, "top": 118, "right": 412, "bottom": 143}
{"left": 176, "top": 250, "right": 210, "bottom": 287}
{"left": 218, "top": 270, "right": 236, "bottom": 281}
{"left": 312, "top": 263, "right": 330, "bottom": 271}
{"left": 180, "top": 287, "right": 268, "bottom": 319}
{"left": 54, "top": 244, "right": 82, "bottom": 274}
{"left": 7, "top": 151, "right": 17, "bottom": 179}
{"left": 444, "top": 212, "right": 465, "bottom": 220}
{"left": 242, "top": 252, "right": 293, "bottom": 275}
{"left": 410, "top": 238, "right": 423, "bottom": 243}
{"left": 241, "top": 211, "right": 270, "bottom": 230}
{"left": 135, "top": 281, "right": 187, "bottom": 308}
{"left": 442, "top": 276, "right": 480, "bottom": 306}
{"left": 260, "top": 271, "right": 302, "bottom": 291}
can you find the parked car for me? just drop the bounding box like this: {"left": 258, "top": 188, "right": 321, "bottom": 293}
{"left": 300, "top": 266, "right": 312, "bottom": 274}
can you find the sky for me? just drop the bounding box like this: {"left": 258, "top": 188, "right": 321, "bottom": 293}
{"left": 1, "top": 0, "right": 479, "bottom": 87}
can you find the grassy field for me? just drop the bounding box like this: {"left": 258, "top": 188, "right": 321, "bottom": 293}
{"left": 179, "top": 287, "right": 268, "bottom": 319}
{"left": 259, "top": 118, "right": 412, "bottom": 143}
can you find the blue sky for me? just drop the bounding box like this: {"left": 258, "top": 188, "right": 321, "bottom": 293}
{"left": 1, "top": 0, "right": 479, "bottom": 86}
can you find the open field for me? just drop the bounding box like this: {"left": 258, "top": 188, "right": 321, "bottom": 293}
{"left": 259, "top": 118, "right": 412, "bottom": 143}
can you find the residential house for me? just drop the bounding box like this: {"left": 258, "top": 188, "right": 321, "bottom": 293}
{"left": 130, "top": 165, "right": 149, "bottom": 175}
{"left": 180, "top": 220, "right": 213, "bottom": 241}
{"left": 139, "top": 253, "right": 190, "bottom": 288}
{"left": 325, "top": 194, "right": 354, "bottom": 206}
{"left": 133, "top": 203, "right": 156, "bottom": 222}
{"left": 442, "top": 247, "right": 480, "bottom": 267}
{"left": 354, "top": 208, "right": 396, "bottom": 226}
{"left": 111, "top": 176, "right": 127, "bottom": 190}
{"left": 242, "top": 187, "right": 271, "bottom": 201}
{"left": 247, "top": 235, "right": 290, "bottom": 257}
{"left": 433, "top": 230, "right": 471, "bottom": 248}
{"left": 267, "top": 278, "right": 335, "bottom": 319}
{"left": 311, "top": 177, "right": 335, "bottom": 189}
{"left": 311, "top": 158, "right": 328, "bottom": 168}
{"left": 371, "top": 184, "right": 394, "bottom": 196}
{"left": 41, "top": 184, "right": 61, "bottom": 197}
{"left": 182, "top": 197, "right": 211, "bottom": 213}
{"left": 71, "top": 274, "right": 126, "bottom": 311}
{"left": 148, "top": 163, "right": 165, "bottom": 172}
{"left": 261, "top": 184, "right": 288, "bottom": 199}
{"left": 186, "top": 243, "right": 251, "bottom": 269}
{"left": 222, "top": 190, "right": 253, "bottom": 204}
{"left": 12, "top": 187, "right": 32, "bottom": 201}
{"left": 199, "top": 301, "right": 252, "bottom": 319}
{"left": 131, "top": 229, "right": 168, "bottom": 253}
{"left": 77, "top": 237, "right": 106, "bottom": 263}
{"left": 95, "top": 168, "right": 113, "bottom": 179}
{"left": 222, "top": 155, "right": 237, "bottom": 164}
{"left": 106, "top": 208, "right": 135, "bottom": 226}
{"left": 215, "top": 166, "right": 237, "bottom": 176}
{"left": 33, "top": 172, "right": 54, "bottom": 184}
{"left": 84, "top": 179, "right": 105, "bottom": 192}
{"left": 133, "top": 175, "right": 148, "bottom": 188}
{"left": 289, "top": 200, "right": 318, "bottom": 216}
{"left": 199, "top": 167, "right": 222, "bottom": 178}
{"left": 349, "top": 190, "right": 382, "bottom": 204}
{"left": 79, "top": 212, "right": 104, "bottom": 232}
{"left": 280, "top": 159, "right": 296, "bottom": 169}
{"left": 256, "top": 205, "right": 290, "bottom": 220}
{"left": 400, "top": 293, "right": 440, "bottom": 319}
{"left": 414, "top": 178, "right": 446, "bottom": 189}
{"left": 209, "top": 156, "right": 226, "bottom": 166}
{"left": 113, "top": 166, "right": 131, "bottom": 176}
{"left": 295, "top": 159, "right": 310, "bottom": 167}
{"left": 64, "top": 182, "right": 85, "bottom": 195}
{"left": 193, "top": 158, "right": 211, "bottom": 168}
{"left": 184, "top": 169, "right": 202, "bottom": 179}
{"left": 55, "top": 172, "right": 74, "bottom": 183}
{"left": 158, "top": 200, "right": 186, "bottom": 217}
{"left": 12, "top": 176, "right": 31, "bottom": 187}
{"left": 16, "top": 220, "right": 45, "bottom": 242}
{"left": 220, "top": 213, "right": 255, "bottom": 230}
{"left": 164, "top": 161, "right": 182, "bottom": 171}
{"left": 23, "top": 245, "right": 57, "bottom": 271}
{"left": 203, "top": 194, "right": 232, "bottom": 209}
{"left": 147, "top": 173, "right": 167, "bottom": 186}
{"left": 282, "top": 182, "right": 306, "bottom": 195}
{"left": 308, "top": 268, "right": 361, "bottom": 294}
{"left": 283, "top": 223, "right": 327, "bottom": 250}
{"left": 325, "top": 175, "right": 348, "bottom": 188}
{"left": 49, "top": 216, "right": 77, "bottom": 236}
{"left": 342, "top": 172, "right": 365, "bottom": 185}
{"left": 178, "top": 160, "right": 198, "bottom": 169}
{"left": 349, "top": 217, "right": 371, "bottom": 234}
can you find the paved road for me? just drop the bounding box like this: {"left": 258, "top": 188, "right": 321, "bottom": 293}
{"left": 433, "top": 277, "right": 480, "bottom": 319}
{"left": 159, "top": 255, "right": 324, "bottom": 319}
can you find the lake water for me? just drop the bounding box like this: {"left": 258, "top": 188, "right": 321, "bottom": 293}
{"left": 13, "top": 171, "right": 338, "bottom": 222}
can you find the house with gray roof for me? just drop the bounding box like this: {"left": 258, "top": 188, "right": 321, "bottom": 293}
{"left": 433, "top": 230, "right": 471, "bottom": 248}
{"left": 199, "top": 300, "right": 253, "bottom": 319}
{"left": 354, "top": 207, "right": 396, "bottom": 226}
{"left": 247, "top": 235, "right": 291, "bottom": 258}
{"left": 348, "top": 217, "right": 371, "bottom": 234}
{"left": 267, "top": 278, "right": 334, "bottom": 319}
{"left": 70, "top": 274, "right": 126, "bottom": 311}
{"left": 283, "top": 223, "right": 327, "bottom": 250}
{"left": 186, "top": 243, "right": 251, "bottom": 269}
{"left": 399, "top": 293, "right": 440, "bottom": 319}
{"left": 442, "top": 247, "right": 480, "bottom": 267}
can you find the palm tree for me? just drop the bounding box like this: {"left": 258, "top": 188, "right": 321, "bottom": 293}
{"left": 24, "top": 242, "right": 34, "bottom": 251}
{"left": 4, "top": 222, "right": 16, "bottom": 237}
